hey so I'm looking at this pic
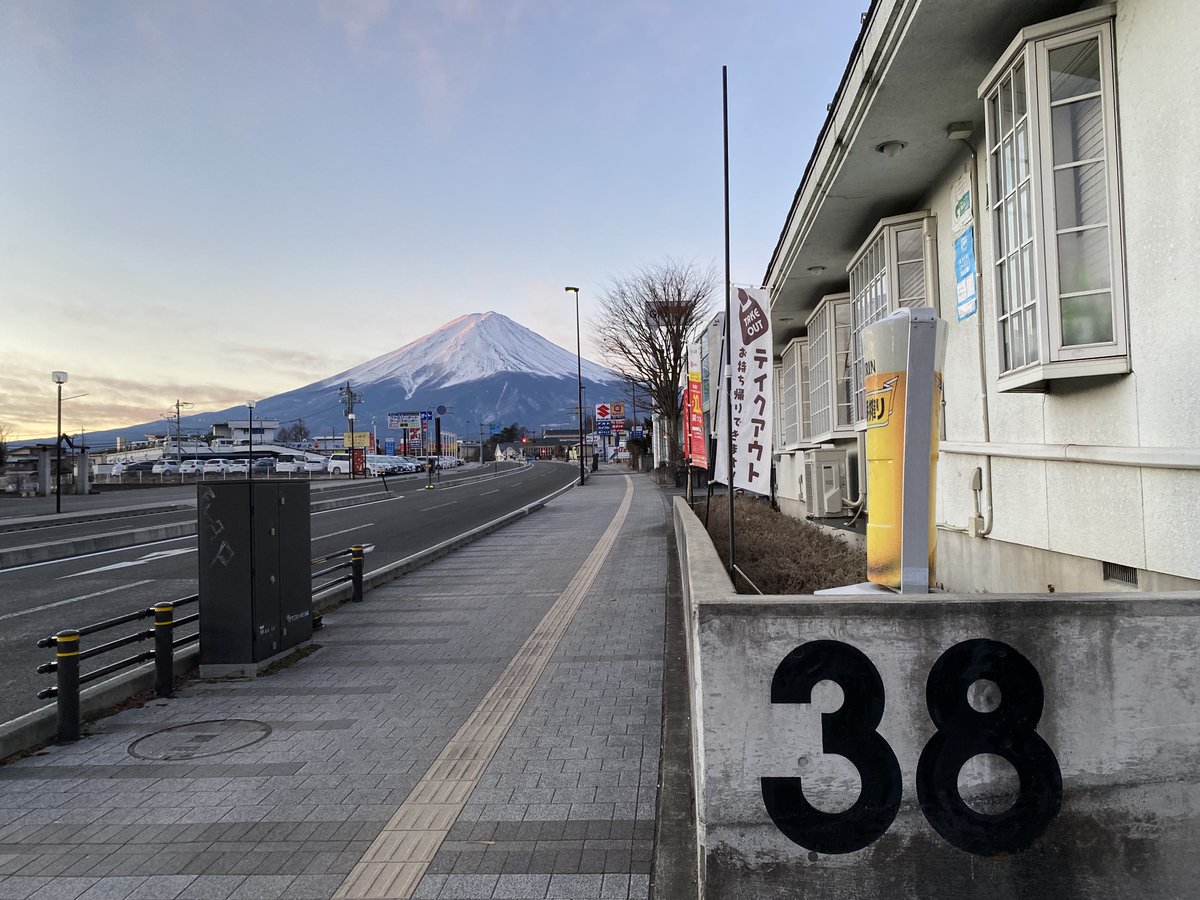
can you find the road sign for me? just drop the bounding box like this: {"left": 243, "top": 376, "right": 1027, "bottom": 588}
{"left": 420, "top": 410, "right": 434, "bottom": 423}
{"left": 436, "top": 404, "right": 448, "bottom": 417}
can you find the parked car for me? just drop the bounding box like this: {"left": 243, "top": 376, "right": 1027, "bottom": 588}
{"left": 202, "top": 458, "right": 231, "bottom": 475}
{"left": 151, "top": 459, "right": 180, "bottom": 475}
{"left": 327, "top": 452, "right": 351, "bottom": 475}
{"left": 250, "top": 458, "right": 276, "bottom": 474}
{"left": 121, "top": 460, "right": 158, "bottom": 475}
{"left": 299, "top": 457, "right": 327, "bottom": 473}
{"left": 179, "top": 459, "right": 205, "bottom": 475}
{"left": 227, "top": 459, "right": 250, "bottom": 475}
{"left": 275, "top": 455, "right": 306, "bottom": 473}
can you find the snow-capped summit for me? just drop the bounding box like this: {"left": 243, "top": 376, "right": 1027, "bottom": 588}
{"left": 321, "top": 312, "right": 617, "bottom": 395}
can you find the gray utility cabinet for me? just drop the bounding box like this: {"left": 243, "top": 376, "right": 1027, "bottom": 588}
{"left": 197, "top": 481, "right": 312, "bottom": 675}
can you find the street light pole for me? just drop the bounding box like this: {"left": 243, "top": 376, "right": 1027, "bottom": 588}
{"left": 52, "top": 371, "right": 67, "bottom": 513}
{"left": 348, "top": 413, "right": 356, "bottom": 479}
{"left": 247, "top": 400, "right": 256, "bottom": 481}
{"left": 565, "top": 287, "right": 585, "bottom": 486}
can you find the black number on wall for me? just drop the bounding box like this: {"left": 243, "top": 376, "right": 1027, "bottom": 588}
{"left": 761, "top": 640, "right": 902, "bottom": 853}
{"left": 915, "top": 638, "right": 1063, "bottom": 856}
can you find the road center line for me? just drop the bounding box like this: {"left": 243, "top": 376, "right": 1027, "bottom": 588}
{"left": 419, "top": 501, "right": 457, "bottom": 512}
{"left": 314, "top": 524, "right": 375, "bottom": 541}
{"left": 480, "top": 490, "right": 500, "bottom": 496}
{"left": 0, "top": 580, "right": 156, "bottom": 622}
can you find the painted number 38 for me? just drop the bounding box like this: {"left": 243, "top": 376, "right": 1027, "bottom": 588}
{"left": 761, "top": 639, "right": 1063, "bottom": 857}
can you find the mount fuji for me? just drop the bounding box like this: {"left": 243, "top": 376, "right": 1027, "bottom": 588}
{"left": 82, "top": 312, "right": 628, "bottom": 449}
{"left": 263, "top": 311, "right": 627, "bottom": 436}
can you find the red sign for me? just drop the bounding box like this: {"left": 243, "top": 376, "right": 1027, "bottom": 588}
{"left": 596, "top": 403, "right": 610, "bottom": 419}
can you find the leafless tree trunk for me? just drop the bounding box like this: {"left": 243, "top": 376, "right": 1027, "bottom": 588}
{"left": 589, "top": 260, "right": 717, "bottom": 469}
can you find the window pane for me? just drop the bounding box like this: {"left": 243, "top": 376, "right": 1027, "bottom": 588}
{"left": 1000, "top": 73, "right": 1014, "bottom": 133}
{"left": 896, "top": 226, "right": 922, "bottom": 262}
{"left": 897, "top": 260, "right": 924, "bottom": 303}
{"left": 1013, "top": 60, "right": 1027, "bottom": 117}
{"left": 989, "top": 93, "right": 1001, "bottom": 146}
{"left": 1016, "top": 123, "right": 1029, "bottom": 182}
{"left": 997, "top": 260, "right": 1009, "bottom": 314}
{"left": 1052, "top": 97, "right": 1104, "bottom": 163}
{"left": 1018, "top": 183, "right": 1032, "bottom": 243}
{"left": 1054, "top": 161, "right": 1107, "bottom": 228}
{"left": 1024, "top": 307, "right": 1039, "bottom": 364}
{"left": 1003, "top": 136, "right": 1015, "bottom": 193}
{"left": 1057, "top": 227, "right": 1111, "bottom": 293}
{"left": 1021, "top": 245, "right": 1036, "bottom": 305}
{"left": 1061, "top": 292, "right": 1114, "bottom": 345}
{"left": 1049, "top": 39, "right": 1101, "bottom": 102}
{"left": 1011, "top": 313, "right": 1025, "bottom": 369}
{"left": 1005, "top": 198, "right": 1017, "bottom": 254}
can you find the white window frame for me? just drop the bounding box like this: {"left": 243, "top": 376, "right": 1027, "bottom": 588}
{"left": 978, "top": 5, "right": 1128, "bottom": 391}
{"left": 847, "top": 212, "right": 937, "bottom": 426}
{"left": 776, "top": 337, "right": 811, "bottom": 450}
{"left": 805, "top": 293, "right": 854, "bottom": 444}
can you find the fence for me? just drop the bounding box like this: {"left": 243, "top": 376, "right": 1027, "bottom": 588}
{"left": 35, "top": 544, "right": 367, "bottom": 743}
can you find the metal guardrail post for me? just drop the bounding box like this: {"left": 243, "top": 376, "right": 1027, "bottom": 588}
{"left": 351, "top": 545, "right": 365, "bottom": 602}
{"left": 154, "top": 602, "right": 175, "bottom": 697}
{"left": 55, "top": 629, "right": 81, "bottom": 742}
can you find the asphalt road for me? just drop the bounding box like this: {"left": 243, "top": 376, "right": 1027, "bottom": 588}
{"left": 0, "top": 461, "right": 581, "bottom": 726}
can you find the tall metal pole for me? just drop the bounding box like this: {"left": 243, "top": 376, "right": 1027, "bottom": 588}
{"left": 566, "top": 286, "right": 585, "bottom": 486}
{"left": 722, "top": 66, "right": 736, "bottom": 577}
{"left": 55, "top": 380, "right": 63, "bottom": 514}
{"left": 247, "top": 401, "right": 255, "bottom": 481}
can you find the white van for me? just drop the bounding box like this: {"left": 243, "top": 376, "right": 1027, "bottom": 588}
{"left": 327, "top": 452, "right": 352, "bottom": 475}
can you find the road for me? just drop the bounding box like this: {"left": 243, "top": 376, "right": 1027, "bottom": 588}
{"left": 0, "top": 461, "right": 581, "bottom": 726}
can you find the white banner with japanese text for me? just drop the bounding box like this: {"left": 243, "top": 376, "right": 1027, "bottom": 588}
{"left": 713, "top": 286, "right": 773, "bottom": 495}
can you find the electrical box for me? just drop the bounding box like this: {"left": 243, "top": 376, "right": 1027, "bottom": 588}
{"left": 803, "top": 448, "right": 848, "bottom": 518}
{"left": 197, "top": 481, "right": 312, "bottom": 677}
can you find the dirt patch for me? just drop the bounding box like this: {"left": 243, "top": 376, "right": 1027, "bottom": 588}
{"left": 697, "top": 496, "right": 865, "bottom": 594}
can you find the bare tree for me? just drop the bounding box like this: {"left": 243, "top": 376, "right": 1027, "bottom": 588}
{"left": 0, "top": 422, "right": 10, "bottom": 470}
{"left": 590, "top": 260, "right": 717, "bottom": 468}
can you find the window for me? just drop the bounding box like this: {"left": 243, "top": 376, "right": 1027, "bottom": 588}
{"left": 847, "top": 213, "right": 936, "bottom": 425}
{"left": 806, "top": 294, "right": 854, "bottom": 443}
{"left": 777, "top": 337, "right": 810, "bottom": 448}
{"left": 979, "top": 7, "right": 1127, "bottom": 390}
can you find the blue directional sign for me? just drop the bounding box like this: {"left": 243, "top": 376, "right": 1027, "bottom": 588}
{"left": 420, "top": 410, "right": 434, "bottom": 422}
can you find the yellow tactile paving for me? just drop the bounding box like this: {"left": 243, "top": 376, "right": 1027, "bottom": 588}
{"left": 334, "top": 476, "right": 635, "bottom": 900}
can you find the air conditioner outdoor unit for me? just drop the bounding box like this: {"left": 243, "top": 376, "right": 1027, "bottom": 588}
{"left": 803, "top": 448, "right": 848, "bottom": 518}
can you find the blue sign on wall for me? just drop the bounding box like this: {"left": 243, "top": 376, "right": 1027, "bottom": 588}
{"left": 954, "top": 227, "right": 978, "bottom": 321}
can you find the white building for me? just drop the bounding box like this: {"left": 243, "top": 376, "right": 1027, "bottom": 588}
{"left": 766, "top": 0, "right": 1199, "bottom": 593}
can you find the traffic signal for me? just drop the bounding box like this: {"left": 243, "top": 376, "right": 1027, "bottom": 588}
{"left": 521, "top": 437, "right": 527, "bottom": 443}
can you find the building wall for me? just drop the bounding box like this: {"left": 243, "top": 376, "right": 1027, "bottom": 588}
{"left": 924, "top": 0, "right": 1200, "bottom": 590}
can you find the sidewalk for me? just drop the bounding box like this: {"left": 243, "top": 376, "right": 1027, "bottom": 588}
{"left": 0, "top": 469, "right": 675, "bottom": 900}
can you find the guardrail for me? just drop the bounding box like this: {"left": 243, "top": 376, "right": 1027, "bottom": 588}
{"left": 35, "top": 544, "right": 368, "bottom": 743}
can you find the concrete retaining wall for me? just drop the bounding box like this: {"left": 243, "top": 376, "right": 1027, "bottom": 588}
{"left": 673, "top": 498, "right": 1200, "bottom": 899}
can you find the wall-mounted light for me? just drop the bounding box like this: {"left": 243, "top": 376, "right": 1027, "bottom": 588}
{"left": 875, "top": 140, "right": 907, "bottom": 158}
{"left": 807, "top": 265, "right": 826, "bottom": 274}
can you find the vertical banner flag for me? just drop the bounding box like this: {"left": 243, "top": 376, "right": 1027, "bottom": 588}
{"left": 686, "top": 341, "right": 708, "bottom": 469}
{"left": 713, "top": 286, "right": 773, "bottom": 494}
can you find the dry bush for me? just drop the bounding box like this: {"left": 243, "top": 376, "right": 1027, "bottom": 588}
{"left": 698, "top": 495, "right": 865, "bottom": 594}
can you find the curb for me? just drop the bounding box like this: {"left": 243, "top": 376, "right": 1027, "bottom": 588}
{"left": 0, "top": 477, "right": 577, "bottom": 763}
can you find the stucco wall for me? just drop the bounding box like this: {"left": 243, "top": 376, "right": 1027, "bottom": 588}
{"left": 924, "top": 0, "right": 1200, "bottom": 588}
{"left": 676, "top": 498, "right": 1200, "bottom": 899}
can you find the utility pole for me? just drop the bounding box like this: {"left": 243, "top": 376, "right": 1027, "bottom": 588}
{"left": 337, "top": 382, "right": 364, "bottom": 479}
{"left": 174, "top": 399, "right": 193, "bottom": 459}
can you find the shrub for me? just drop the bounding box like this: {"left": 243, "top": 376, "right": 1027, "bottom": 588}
{"left": 698, "top": 495, "right": 865, "bottom": 594}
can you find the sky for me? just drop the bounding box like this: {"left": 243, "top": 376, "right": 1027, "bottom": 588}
{"left": 0, "top": 0, "right": 863, "bottom": 441}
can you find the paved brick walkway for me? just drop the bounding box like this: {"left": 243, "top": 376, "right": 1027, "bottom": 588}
{"left": 0, "top": 470, "right": 669, "bottom": 900}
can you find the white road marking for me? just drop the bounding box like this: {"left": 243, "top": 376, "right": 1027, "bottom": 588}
{"left": 0, "top": 536, "right": 195, "bottom": 574}
{"left": 314, "top": 524, "right": 375, "bottom": 541}
{"left": 0, "top": 580, "right": 155, "bottom": 622}
{"left": 481, "top": 490, "right": 500, "bottom": 496}
{"left": 60, "top": 548, "right": 195, "bottom": 579}
{"left": 420, "top": 501, "right": 458, "bottom": 512}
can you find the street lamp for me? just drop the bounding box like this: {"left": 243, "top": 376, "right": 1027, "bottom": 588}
{"left": 347, "top": 412, "right": 356, "bottom": 479}
{"left": 565, "top": 287, "right": 585, "bottom": 486}
{"left": 52, "top": 371, "right": 67, "bottom": 513}
{"left": 247, "top": 400, "right": 256, "bottom": 481}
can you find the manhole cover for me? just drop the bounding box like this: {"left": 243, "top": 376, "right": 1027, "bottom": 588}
{"left": 128, "top": 719, "right": 272, "bottom": 760}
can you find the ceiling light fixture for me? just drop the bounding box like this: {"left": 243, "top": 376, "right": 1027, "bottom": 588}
{"left": 807, "top": 265, "right": 826, "bottom": 274}
{"left": 875, "top": 140, "right": 907, "bottom": 158}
